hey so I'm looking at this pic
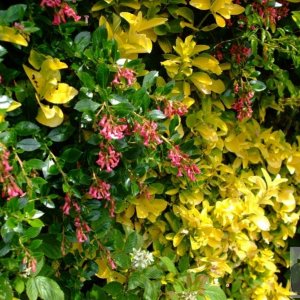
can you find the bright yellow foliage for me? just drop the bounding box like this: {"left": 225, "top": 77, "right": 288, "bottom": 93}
{"left": 23, "top": 50, "right": 78, "bottom": 127}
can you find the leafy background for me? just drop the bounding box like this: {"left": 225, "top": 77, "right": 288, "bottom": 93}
{"left": 1, "top": 0, "right": 300, "bottom": 299}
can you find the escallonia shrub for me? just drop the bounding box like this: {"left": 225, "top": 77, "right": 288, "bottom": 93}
{"left": 0, "top": 0, "right": 300, "bottom": 299}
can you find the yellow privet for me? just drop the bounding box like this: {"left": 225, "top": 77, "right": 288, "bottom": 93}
{"left": 0, "top": 95, "right": 22, "bottom": 122}
{"left": 0, "top": 25, "right": 28, "bottom": 46}
{"left": 99, "top": 12, "right": 167, "bottom": 59}
{"left": 23, "top": 50, "right": 78, "bottom": 127}
{"left": 190, "top": 0, "right": 245, "bottom": 28}
{"left": 161, "top": 36, "right": 225, "bottom": 95}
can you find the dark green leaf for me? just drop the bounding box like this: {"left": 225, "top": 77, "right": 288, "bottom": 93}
{"left": 0, "top": 45, "right": 7, "bottom": 58}
{"left": 21, "top": 227, "right": 42, "bottom": 241}
{"left": 96, "top": 63, "right": 109, "bottom": 88}
{"left": 15, "top": 121, "right": 40, "bottom": 136}
{"left": 0, "top": 243, "right": 10, "bottom": 257}
{"left": 103, "top": 282, "right": 123, "bottom": 297}
{"left": 61, "top": 148, "right": 82, "bottom": 163}
{"left": 143, "top": 279, "right": 160, "bottom": 300}
{"left": 39, "top": 235, "right": 62, "bottom": 259}
{"left": 124, "top": 232, "right": 138, "bottom": 253}
{"left": 142, "top": 71, "right": 159, "bottom": 90}
{"left": 112, "top": 252, "right": 131, "bottom": 269}
{"left": 112, "top": 102, "right": 134, "bottom": 116}
{"left": 74, "top": 99, "right": 100, "bottom": 112}
{"left": 48, "top": 125, "right": 75, "bottom": 142}
{"left": 17, "top": 138, "right": 41, "bottom": 151}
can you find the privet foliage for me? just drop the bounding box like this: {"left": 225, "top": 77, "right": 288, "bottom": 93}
{"left": 0, "top": 0, "right": 300, "bottom": 299}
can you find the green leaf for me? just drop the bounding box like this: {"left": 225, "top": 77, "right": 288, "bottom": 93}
{"left": 33, "top": 276, "right": 64, "bottom": 300}
{"left": 61, "top": 148, "right": 82, "bottom": 163}
{"left": 27, "top": 219, "right": 44, "bottom": 228}
{"left": 21, "top": 227, "right": 42, "bottom": 241}
{"left": 142, "top": 71, "right": 159, "bottom": 90}
{"left": 112, "top": 252, "right": 131, "bottom": 269}
{"left": 143, "top": 279, "right": 160, "bottom": 300}
{"left": 0, "top": 45, "right": 8, "bottom": 58}
{"left": 0, "top": 4, "right": 27, "bottom": 24}
{"left": 15, "top": 121, "right": 40, "bottom": 136}
{"left": 39, "top": 235, "right": 62, "bottom": 259}
{"left": 14, "top": 277, "right": 25, "bottom": 294}
{"left": 74, "top": 99, "right": 100, "bottom": 112}
{"left": 26, "top": 278, "right": 38, "bottom": 300}
{"left": 292, "top": 11, "right": 300, "bottom": 28}
{"left": 103, "top": 282, "right": 124, "bottom": 297}
{"left": 48, "top": 125, "right": 75, "bottom": 142}
{"left": 77, "top": 71, "right": 96, "bottom": 90}
{"left": 148, "top": 109, "right": 166, "bottom": 120}
{"left": 124, "top": 232, "right": 139, "bottom": 253}
{"left": 160, "top": 257, "right": 178, "bottom": 274}
{"left": 17, "top": 138, "right": 41, "bottom": 151}
{"left": 250, "top": 80, "right": 266, "bottom": 92}
{"left": 128, "top": 272, "right": 147, "bottom": 290}
{"left": 112, "top": 102, "right": 135, "bottom": 116}
{"left": 204, "top": 285, "right": 227, "bottom": 300}
{"left": 24, "top": 159, "right": 45, "bottom": 170}
{"left": 0, "top": 277, "right": 13, "bottom": 300}
{"left": 96, "top": 63, "right": 109, "bottom": 88}
{"left": 0, "top": 243, "right": 10, "bottom": 257}
{"left": 74, "top": 31, "right": 91, "bottom": 53}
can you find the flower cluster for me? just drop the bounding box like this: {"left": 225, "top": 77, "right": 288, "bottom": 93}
{"left": 98, "top": 115, "right": 128, "bottom": 140}
{"left": 88, "top": 179, "right": 111, "bottom": 200}
{"left": 130, "top": 248, "right": 154, "bottom": 269}
{"left": 40, "top": 1, "right": 81, "bottom": 25}
{"left": 74, "top": 216, "right": 91, "bottom": 243}
{"left": 232, "top": 89, "right": 254, "bottom": 121}
{"left": 163, "top": 101, "right": 188, "bottom": 118}
{"left": 230, "top": 44, "right": 251, "bottom": 64}
{"left": 96, "top": 143, "right": 121, "bottom": 172}
{"left": 21, "top": 255, "right": 37, "bottom": 277}
{"left": 112, "top": 67, "right": 136, "bottom": 86}
{"left": 168, "top": 146, "right": 201, "bottom": 181}
{"left": 61, "top": 193, "right": 81, "bottom": 215}
{"left": 252, "top": 0, "right": 289, "bottom": 27}
{"left": 134, "top": 120, "right": 162, "bottom": 147}
{"left": 0, "top": 148, "right": 25, "bottom": 200}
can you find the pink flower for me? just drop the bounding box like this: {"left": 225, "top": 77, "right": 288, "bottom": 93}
{"left": 62, "top": 4, "right": 81, "bottom": 22}
{"left": 134, "top": 120, "right": 162, "bottom": 147}
{"left": 168, "top": 146, "right": 200, "bottom": 181}
{"left": 88, "top": 180, "right": 111, "bottom": 200}
{"left": 6, "top": 181, "right": 25, "bottom": 200}
{"left": 163, "top": 102, "right": 188, "bottom": 118}
{"left": 76, "top": 227, "right": 88, "bottom": 243}
{"left": 40, "top": 0, "right": 61, "bottom": 8}
{"left": 99, "top": 115, "right": 128, "bottom": 140}
{"left": 112, "top": 68, "right": 136, "bottom": 86}
{"left": 96, "top": 144, "right": 121, "bottom": 172}
{"left": 232, "top": 91, "right": 254, "bottom": 121}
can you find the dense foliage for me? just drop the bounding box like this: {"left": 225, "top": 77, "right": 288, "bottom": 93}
{"left": 1, "top": 0, "right": 300, "bottom": 299}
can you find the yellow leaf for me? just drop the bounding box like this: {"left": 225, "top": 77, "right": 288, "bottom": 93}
{"left": 42, "top": 57, "right": 68, "bottom": 71}
{"left": 190, "top": 0, "right": 211, "bottom": 10}
{"left": 228, "top": 4, "right": 245, "bottom": 15}
{"left": 211, "top": 0, "right": 225, "bottom": 13}
{"left": 214, "top": 14, "right": 226, "bottom": 27}
{"left": 23, "top": 65, "right": 45, "bottom": 94}
{"left": 44, "top": 83, "right": 78, "bottom": 104}
{"left": 135, "top": 196, "right": 168, "bottom": 222}
{"left": 251, "top": 215, "right": 270, "bottom": 231}
{"left": 6, "top": 101, "right": 21, "bottom": 112}
{"left": 192, "top": 55, "right": 222, "bottom": 75}
{"left": 0, "top": 26, "right": 28, "bottom": 46}
{"left": 29, "top": 49, "right": 48, "bottom": 70}
{"left": 190, "top": 72, "right": 212, "bottom": 85}
{"left": 36, "top": 104, "right": 64, "bottom": 128}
